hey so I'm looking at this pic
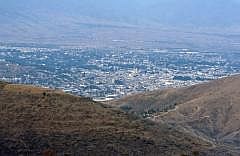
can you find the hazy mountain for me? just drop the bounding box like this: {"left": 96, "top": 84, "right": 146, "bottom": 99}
{"left": 111, "top": 75, "right": 240, "bottom": 153}
{"left": 1, "top": 0, "right": 240, "bottom": 28}
{"left": 1, "top": 0, "right": 240, "bottom": 48}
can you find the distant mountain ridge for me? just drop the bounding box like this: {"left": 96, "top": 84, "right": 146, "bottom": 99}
{"left": 2, "top": 0, "right": 240, "bottom": 28}
{"left": 1, "top": 0, "right": 240, "bottom": 51}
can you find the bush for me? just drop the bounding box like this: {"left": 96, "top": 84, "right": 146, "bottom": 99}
{"left": 43, "top": 92, "right": 47, "bottom": 96}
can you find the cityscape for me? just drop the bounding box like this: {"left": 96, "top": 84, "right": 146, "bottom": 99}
{"left": 0, "top": 43, "right": 240, "bottom": 101}
{"left": 2, "top": 1, "right": 240, "bottom": 155}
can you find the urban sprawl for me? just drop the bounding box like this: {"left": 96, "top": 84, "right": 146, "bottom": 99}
{"left": 0, "top": 44, "right": 239, "bottom": 101}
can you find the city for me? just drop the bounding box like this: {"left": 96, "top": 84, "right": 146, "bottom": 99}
{"left": 0, "top": 43, "right": 240, "bottom": 101}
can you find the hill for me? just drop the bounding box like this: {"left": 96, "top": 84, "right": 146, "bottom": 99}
{"left": 111, "top": 75, "right": 240, "bottom": 153}
{"left": 0, "top": 81, "right": 218, "bottom": 155}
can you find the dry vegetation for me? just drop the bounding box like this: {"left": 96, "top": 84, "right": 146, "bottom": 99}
{"left": 112, "top": 75, "right": 240, "bottom": 154}
{"left": 0, "top": 82, "right": 214, "bottom": 156}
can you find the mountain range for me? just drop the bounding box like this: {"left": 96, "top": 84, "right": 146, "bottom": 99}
{"left": 1, "top": 0, "right": 240, "bottom": 51}
{"left": 2, "top": 0, "right": 240, "bottom": 28}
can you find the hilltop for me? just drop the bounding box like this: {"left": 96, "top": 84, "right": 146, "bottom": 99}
{"left": 0, "top": 81, "right": 216, "bottom": 155}
{"left": 111, "top": 75, "right": 240, "bottom": 153}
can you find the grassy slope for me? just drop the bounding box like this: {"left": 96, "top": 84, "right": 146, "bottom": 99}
{"left": 111, "top": 75, "right": 240, "bottom": 153}
{"left": 0, "top": 82, "right": 213, "bottom": 156}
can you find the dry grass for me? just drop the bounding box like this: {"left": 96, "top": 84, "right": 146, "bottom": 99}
{"left": 112, "top": 75, "right": 240, "bottom": 154}
{"left": 0, "top": 82, "right": 212, "bottom": 155}
{"left": 3, "top": 84, "right": 64, "bottom": 94}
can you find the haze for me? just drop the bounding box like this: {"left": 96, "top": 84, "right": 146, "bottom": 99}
{"left": 1, "top": 0, "right": 240, "bottom": 50}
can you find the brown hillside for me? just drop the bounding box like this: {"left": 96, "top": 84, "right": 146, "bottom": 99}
{"left": 112, "top": 75, "right": 240, "bottom": 153}
{"left": 0, "top": 82, "right": 215, "bottom": 156}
